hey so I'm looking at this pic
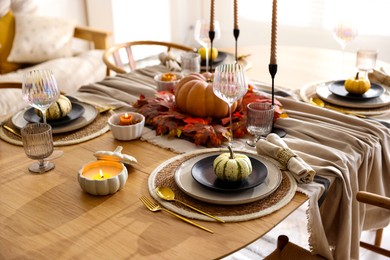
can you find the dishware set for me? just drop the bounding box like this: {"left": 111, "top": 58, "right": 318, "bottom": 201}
{"left": 17, "top": 69, "right": 104, "bottom": 173}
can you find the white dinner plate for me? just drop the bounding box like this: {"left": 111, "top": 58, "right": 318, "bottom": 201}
{"left": 174, "top": 150, "right": 282, "bottom": 205}
{"left": 12, "top": 102, "right": 98, "bottom": 134}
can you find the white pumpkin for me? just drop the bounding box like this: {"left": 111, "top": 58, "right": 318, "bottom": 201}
{"left": 213, "top": 146, "right": 252, "bottom": 182}
{"left": 36, "top": 95, "right": 72, "bottom": 120}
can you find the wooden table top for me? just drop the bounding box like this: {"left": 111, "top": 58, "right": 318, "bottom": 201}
{"left": 1, "top": 46, "right": 387, "bottom": 259}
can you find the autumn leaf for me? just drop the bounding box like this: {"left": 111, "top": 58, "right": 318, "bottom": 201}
{"left": 183, "top": 117, "right": 211, "bottom": 125}
{"left": 135, "top": 88, "right": 287, "bottom": 147}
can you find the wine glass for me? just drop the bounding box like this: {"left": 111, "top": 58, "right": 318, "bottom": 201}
{"left": 22, "top": 70, "right": 60, "bottom": 124}
{"left": 332, "top": 20, "right": 358, "bottom": 77}
{"left": 246, "top": 102, "right": 274, "bottom": 147}
{"left": 194, "top": 19, "right": 221, "bottom": 72}
{"left": 213, "top": 63, "right": 248, "bottom": 146}
{"left": 21, "top": 123, "right": 55, "bottom": 173}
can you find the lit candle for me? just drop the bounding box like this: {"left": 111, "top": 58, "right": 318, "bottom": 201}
{"left": 270, "top": 0, "right": 278, "bottom": 64}
{"left": 92, "top": 169, "right": 112, "bottom": 180}
{"left": 82, "top": 165, "right": 121, "bottom": 180}
{"left": 234, "top": 0, "right": 239, "bottom": 30}
{"left": 119, "top": 113, "right": 133, "bottom": 126}
{"left": 210, "top": 0, "right": 215, "bottom": 32}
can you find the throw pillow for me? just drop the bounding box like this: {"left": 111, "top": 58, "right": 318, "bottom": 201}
{"left": 0, "top": 10, "right": 25, "bottom": 74}
{"left": 7, "top": 14, "right": 75, "bottom": 64}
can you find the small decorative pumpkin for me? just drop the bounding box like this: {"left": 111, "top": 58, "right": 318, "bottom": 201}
{"left": 36, "top": 94, "right": 72, "bottom": 120}
{"left": 344, "top": 72, "right": 371, "bottom": 95}
{"left": 213, "top": 146, "right": 253, "bottom": 182}
{"left": 174, "top": 72, "right": 240, "bottom": 118}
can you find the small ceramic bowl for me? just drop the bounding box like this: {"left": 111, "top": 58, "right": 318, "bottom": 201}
{"left": 108, "top": 112, "right": 145, "bottom": 141}
{"left": 154, "top": 72, "right": 183, "bottom": 92}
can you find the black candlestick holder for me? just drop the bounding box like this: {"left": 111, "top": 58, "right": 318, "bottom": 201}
{"left": 209, "top": 30, "right": 215, "bottom": 72}
{"left": 269, "top": 63, "right": 286, "bottom": 138}
{"left": 233, "top": 29, "right": 240, "bottom": 63}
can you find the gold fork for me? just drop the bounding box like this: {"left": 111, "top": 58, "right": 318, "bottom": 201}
{"left": 139, "top": 196, "right": 213, "bottom": 233}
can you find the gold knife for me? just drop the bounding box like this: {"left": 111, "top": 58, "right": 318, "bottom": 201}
{"left": 2, "top": 124, "right": 21, "bottom": 138}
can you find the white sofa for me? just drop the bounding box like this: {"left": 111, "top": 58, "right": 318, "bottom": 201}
{"left": 0, "top": 22, "right": 111, "bottom": 117}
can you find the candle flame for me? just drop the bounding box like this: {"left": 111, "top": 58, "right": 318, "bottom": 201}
{"left": 99, "top": 169, "right": 104, "bottom": 178}
{"left": 124, "top": 113, "right": 130, "bottom": 119}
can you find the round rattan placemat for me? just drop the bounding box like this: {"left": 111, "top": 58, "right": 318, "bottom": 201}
{"left": 0, "top": 111, "right": 111, "bottom": 146}
{"left": 148, "top": 149, "right": 297, "bottom": 222}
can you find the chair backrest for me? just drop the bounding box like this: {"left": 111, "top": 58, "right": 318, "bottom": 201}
{"left": 356, "top": 191, "right": 390, "bottom": 257}
{"left": 0, "top": 82, "right": 22, "bottom": 89}
{"left": 264, "top": 235, "right": 327, "bottom": 260}
{"left": 103, "top": 40, "right": 197, "bottom": 75}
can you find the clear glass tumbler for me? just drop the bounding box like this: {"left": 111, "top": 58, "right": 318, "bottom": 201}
{"left": 181, "top": 52, "right": 201, "bottom": 75}
{"left": 356, "top": 49, "right": 378, "bottom": 78}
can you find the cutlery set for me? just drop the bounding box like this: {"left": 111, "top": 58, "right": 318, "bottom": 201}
{"left": 140, "top": 187, "right": 225, "bottom": 233}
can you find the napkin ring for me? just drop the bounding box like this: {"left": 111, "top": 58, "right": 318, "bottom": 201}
{"left": 276, "top": 148, "right": 297, "bottom": 167}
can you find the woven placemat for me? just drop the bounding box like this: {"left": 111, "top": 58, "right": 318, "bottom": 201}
{"left": 148, "top": 149, "right": 297, "bottom": 222}
{"left": 0, "top": 111, "right": 111, "bottom": 146}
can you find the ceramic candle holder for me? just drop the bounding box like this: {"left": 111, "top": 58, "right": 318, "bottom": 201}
{"left": 153, "top": 72, "right": 183, "bottom": 92}
{"left": 78, "top": 146, "right": 137, "bottom": 195}
{"left": 108, "top": 112, "right": 145, "bottom": 141}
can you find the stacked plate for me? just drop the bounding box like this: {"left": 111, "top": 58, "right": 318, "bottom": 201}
{"left": 173, "top": 150, "right": 283, "bottom": 205}
{"left": 301, "top": 80, "right": 390, "bottom": 115}
{"left": 11, "top": 100, "right": 98, "bottom": 134}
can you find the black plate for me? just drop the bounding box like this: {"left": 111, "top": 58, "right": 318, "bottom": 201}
{"left": 23, "top": 102, "right": 85, "bottom": 126}
{"left": 200, "top": 51, "right": 228, "bottom": 66}
{"left": 328, "top": 80, "right": 385, "bottom": 100}
{"left": 191, "top": 155, "right": 268, "bottom": 192}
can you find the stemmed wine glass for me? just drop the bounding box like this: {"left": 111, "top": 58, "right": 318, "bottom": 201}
{"left": 246, "top": 102, "right": 275, "bottom": 147}
{"left": 333, "top": 20, "right": 358, "bottom": 77}
{"left": 213, "top": 63, "right": 248, "bottom": 146}
{"left": 22, "top": 69, "right": 60, "bottom": 124}
{"left": 21, "top": 123, "right": 55, "bottom": 173}
{"left": 194, "top": 19, "right": 221, "bottom": 72}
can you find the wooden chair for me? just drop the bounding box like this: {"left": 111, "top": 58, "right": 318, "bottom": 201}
{"left": 102, "top": 40, "right": 196, "bottom": 76}
{"left": 356, "top": 191, "right": 390, "bottom": 257}
{"left": 264, "top": 235, "right": 327, "bottom": 260}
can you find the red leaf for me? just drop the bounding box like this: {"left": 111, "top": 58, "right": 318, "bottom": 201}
{"left": 134, "top": 90, "right": 287, "bottom": 147}
{"left": 183, "top": 117, "right": 211, "bottom": 125}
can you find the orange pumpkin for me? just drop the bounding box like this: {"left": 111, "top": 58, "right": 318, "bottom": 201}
{"left": 174, "top": 73, "right": 239, "bottom": 118}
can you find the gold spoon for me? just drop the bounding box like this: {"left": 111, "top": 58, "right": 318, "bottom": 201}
{"left": 155, "top": 187, "right": 225, "bottom": 223}
{"left": 310, "top": 97, "right": 365, "bottom": 118}
{"left": 310, "top": 97, "right": 390, "bottom": 128}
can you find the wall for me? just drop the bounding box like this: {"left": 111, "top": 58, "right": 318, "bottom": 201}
{"left": 33, "top": 0, "right": 390, "bottom": 63}
{"left": 35, "top": 0, "right": 87, "bottom": 24}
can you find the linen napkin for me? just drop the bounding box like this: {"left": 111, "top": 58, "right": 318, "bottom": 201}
{"left": 256, "top": 133, "right": 316, "bottom": 184}
{"left": 158, "top": 51, "right": 181, "bottom": 71}
{"left": 368, "top": 67, "right": 390, "bottom": 87}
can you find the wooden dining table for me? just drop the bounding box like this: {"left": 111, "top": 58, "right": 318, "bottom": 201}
{"left": 0, "top": 45, "right": 388, "bottom": 259}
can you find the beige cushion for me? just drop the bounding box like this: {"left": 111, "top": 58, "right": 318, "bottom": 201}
{"left": 7, "top": 14, "right": 74, "bottom": 64}
{"left": 10, "top": 0, "right": 38, "bottom": 14}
